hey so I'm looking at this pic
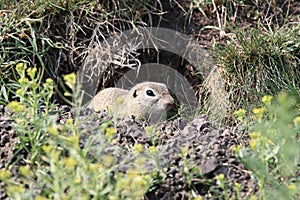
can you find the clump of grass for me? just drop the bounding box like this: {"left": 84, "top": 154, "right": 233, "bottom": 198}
{"left": 216, "top": 23, "right": 300, "bottom": 112}
{"left": 0, "top": 127, "right": 153, "bottom": 199}
{"left": 4, "top": 63, "right": 57, "bottom": 165}
{"left": 234, "top": 93, "right": 300, "bottom": 199}
{"left": 0, "top": 1, "right": 67, "bottom": 75}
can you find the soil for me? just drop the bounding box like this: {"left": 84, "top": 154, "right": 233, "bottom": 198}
{"left": 1, "top": 0, "right": 299, "bottom": 199}
{"left": 1, "top": 105, "right": 257, "bottom": 199}
{"left": 79, "top": 108, "right": 257, "bottom": 198}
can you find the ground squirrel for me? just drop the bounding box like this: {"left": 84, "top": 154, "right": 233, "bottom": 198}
{"left": 90, "top": 82, "right": 174, "bottom": 121}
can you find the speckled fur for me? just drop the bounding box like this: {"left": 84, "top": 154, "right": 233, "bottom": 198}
{"left": 91, "top": 82, "right": 174, "bottom": 121}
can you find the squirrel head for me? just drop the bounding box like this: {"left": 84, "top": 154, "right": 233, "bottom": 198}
{"left": 127, "top": 82, "right": 174, "bottom": 121}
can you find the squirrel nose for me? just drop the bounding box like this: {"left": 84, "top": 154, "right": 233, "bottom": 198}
{"left": 165, "top": 97, "right": 174, "bottom": 110}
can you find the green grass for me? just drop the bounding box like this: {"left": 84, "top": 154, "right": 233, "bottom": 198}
{"left": 234, "top": 93, "right": 300, "bottom": 199}
{"left": 4, "top": 63, "right": 56, "bottom": 165}
{"left": 216, "top": 23, "right": 300, "bottom": 113}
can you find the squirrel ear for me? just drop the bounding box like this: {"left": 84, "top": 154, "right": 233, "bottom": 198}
{"left": 133, "top": 89, "right": 137, "bottom": 98}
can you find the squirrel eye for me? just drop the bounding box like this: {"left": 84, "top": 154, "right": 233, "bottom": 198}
{"left": 146, "top": 89, "right": 155, "bottom": 97}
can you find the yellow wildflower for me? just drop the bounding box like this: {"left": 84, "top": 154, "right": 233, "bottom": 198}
{"left": 0, "top": 169, "right": 11, "bottom": 180}
{"left": 42, "top": 145, "right": 52, "bottom": 154}
{"left": 234, "top": 182, "right": 241, "bottom": 190}
{"left": 134, "top": 144, "right": 144, "bottom": 154}
{"left": 16, "top": 62, "right": 27, "bottom": 75}
{"left": 149, "top": 146, "right": 156, "bottom": 154}
{"left": 47, "top": 126, "right": 58, "bottom": 136}
{"left": 7, "top": 101, "right": 26, "bottom": 113}
{"left": 288, "top": 183, "right": 296, "bottom": 192}
{"left": 46, "top": 78, "right": 53, "bottom": 84}
{"left": 293, "top": 116, "right": 300, "bottom": 127}
{"left": 66, "top": 118, "right": 73, "bottom": 125}
{"left": 64, "top": 157, "right": 78, "bottom": 169}
{"left": 67, "top": 135, "right": 79, "bottom": 145}
{"left": 249, "top": 132, "right": 261, "bottom": 139}
{"left": 26, "top": 67, "right": 37, "bottom": 79}
{"left": 63, "top": 73, "right": 76, "bottom": 89}
{"left": 7, "top": 185, "right": 25, "bottom": 194}
{"left": 250, "top": 195, "right": 257, "bottom": 200}
{"left": 252, "top": 107, "right": 266, "bottom": 120}
{"left": 234, "top": 108, "right": 246, "bottom": 121}
{"left": 106, "top": 127, "right": 117, "bottom": 140}
{"left": 215, "top": 173, "right": 224, "bottom": 181}
{"left": 18, "top": 77, "right": 29, "bottom": 85}
{"left": 215, "top": 173, "right": 225, "bottom": 185}
{"left": 192, "top": 197, "right": 203, "bottom": 200}
{"left": 262, "top": 95, "right": 273, "bottom": 106}
{"left": 16, "top": 88, "right": 24, "bottom": 97}
{"left": 43, "top": 78, "right": 54, "bottom": 88}
{"left": 19, "top": 165, "right": 30, "bottom": 177}
{"left": 74, "top": 175, "right": 82, "bottom": 184}
{"left": 232, "top": 145, "right": 241, "bottom": 153}
{"left": 249, "top": 140, "right": 257, "bottom": 149}
{"left": 132, "top": 175, "right": 148, "bottom": 188}
{"left": 35, "top": 196, "right": 48, "bottom": 200}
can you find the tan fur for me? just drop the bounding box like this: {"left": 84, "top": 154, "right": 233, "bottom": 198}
{"left": 91, "top": 82, "right": 174, "bottom": 121}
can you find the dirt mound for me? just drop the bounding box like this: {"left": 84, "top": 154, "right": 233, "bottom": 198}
{"left": 0, "top": 106, "right": 257, "bottom": 199}
{"left": 0, "top": 105, "right": 257, "bottom": 199}
{"left": 79, "top": 108, "right": 258, "bottom": 199}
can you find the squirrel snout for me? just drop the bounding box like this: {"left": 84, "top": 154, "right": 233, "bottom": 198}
{"left": 164, "top": 96, "right": 174, "bottom": 110}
